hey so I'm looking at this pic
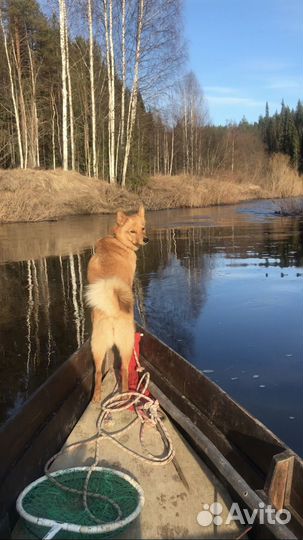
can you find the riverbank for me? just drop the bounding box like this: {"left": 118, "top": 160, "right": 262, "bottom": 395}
{"left": 0, "top": 165, "right": 302, "bottom": 223}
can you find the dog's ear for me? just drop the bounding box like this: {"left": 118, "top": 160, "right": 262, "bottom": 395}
{"left": 138, "top": 204, "right": 145, "bottom": 219}
{"left": 116, "top": 210, "right": 128, "bottom": 225}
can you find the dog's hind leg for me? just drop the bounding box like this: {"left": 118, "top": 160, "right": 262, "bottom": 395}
{"left": 91, "top": 327, "right": 108, "bottom": 403}
{"left": 114, "top": 322, "right": 135, "bottom": 393}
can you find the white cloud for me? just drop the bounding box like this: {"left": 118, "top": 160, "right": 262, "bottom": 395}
{"left": 266, "top": 78, "right": 302, "bottom": 90}
{"left": 244, "top": 60, "right": 292, "bottom": 73}
{"left": 204, "top": 86, "right": 238, "bottom": 95}
{"left": 206, "top": 96, "right": 264, "bottom": 107}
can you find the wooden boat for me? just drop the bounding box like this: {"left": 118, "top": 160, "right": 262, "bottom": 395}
{"left": 0, "top": 325, "right": 302, "bottom": 539}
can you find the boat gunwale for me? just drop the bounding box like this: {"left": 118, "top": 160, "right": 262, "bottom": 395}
{"left": 1, "top": 327, "right": 302, "bottom": 539}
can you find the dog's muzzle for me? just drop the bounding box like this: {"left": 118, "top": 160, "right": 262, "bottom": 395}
{"left": 143, "top": 237, "right": 149, "bottom": 244}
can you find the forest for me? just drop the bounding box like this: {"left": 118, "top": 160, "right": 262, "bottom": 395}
{"left": 0, "top": 0, "right": 302, "bottom": 192}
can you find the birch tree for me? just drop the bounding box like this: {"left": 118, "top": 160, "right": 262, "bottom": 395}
{"left": 63, "top": 0, "right": 75, "bottom": 170}
{"left": 103, "top": 0, "right": 116, "bottom": 183}
{"left": 177, "top": 72, "right": 207, "bottom": 175}
{"left": 0, "top": 0, "right": 186, "bottom": 177}
{"left": 0, "top": 6, "right": 24, "bottom": 168}
{"left": 120, "top": 0, "right": 126, "bottom": 164}
{"left": 87, "top": 0, "right": 97, "bottom": 176}
{"left": 27, "top": 36, "right": 40, "bottom": 168}
{"left": 121, "top": 0, "right": 144, "bottom": 187}
{"left": 59, "top": 0, "right": 68, "bottom": 170}
{"left": 51, "top": 90, "right": 56, "bottom": 169}
{"left": 98, "top": 0, "right": 183, "bottom": 185}
{"left": 11, "top": 25, "right": 28, "bottom": 168}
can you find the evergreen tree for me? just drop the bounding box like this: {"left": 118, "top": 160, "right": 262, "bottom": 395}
{"left": 294, "top": 100, "right": 303, "bottom": 172}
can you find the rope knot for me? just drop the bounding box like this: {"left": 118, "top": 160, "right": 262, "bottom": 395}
{"left": 142, "top": 399, "right": 160, "bottom": 425}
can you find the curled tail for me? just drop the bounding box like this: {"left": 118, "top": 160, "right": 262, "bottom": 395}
{"left": 85, "top": 277, "right": 134, "bottom": 316}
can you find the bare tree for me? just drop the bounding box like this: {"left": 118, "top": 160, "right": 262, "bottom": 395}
{"left": 27, "top": 37, "right": 40, "bottom": 168}
{"left": 121, "top": 0, "right": 144, "bottom": 187}
{"left": 50, "top": 90, "right": 56, "bottom": 170}
{"left": 0, "top": 7, "right": 24, "bottom": 168}
{"left": 64, "top": 1, "right": 75, "bottom": 170}
{"left": 98, "top": 0, "right": 183, "bottom": 185}
{"left": 11, "top": 29, "right": 28, "bottom": 167}
{"left": 103, "top": 0, "right": 116, "bottom": 183}
{"left": 87, "top": 0, "right": 97, "bottom": 176}
{"left": 177, "top": 72, "right": 208, "bottom": 175}
{"left": 120, "top": 0, "right": 126, "bottom": 165}
{"left": 59, "top": 0, "right": 68, "bottom": 170}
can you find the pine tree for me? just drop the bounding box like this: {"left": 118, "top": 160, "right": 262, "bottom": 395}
{"left": 294, "top": 100, "right": 303, "bottom": 172}
{"left": 265, "top": 101, "right": 269, "bottom": 119}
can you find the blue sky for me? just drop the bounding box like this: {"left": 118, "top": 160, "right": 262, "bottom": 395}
{"left": 184, "top": 0, "right": 302, "bottom": 125}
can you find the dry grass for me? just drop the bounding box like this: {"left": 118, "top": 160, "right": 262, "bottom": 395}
{"left": 140, "top": 175, "right": 265, "bottom": 210}
{"left": 266, "top": 154, "right": 303, "bottom": 198}
{"left": 0, "top": 160, "right": 302, "bottom": 223}
{"left": 0, "top": 169, "right": 139, "bottom": 222}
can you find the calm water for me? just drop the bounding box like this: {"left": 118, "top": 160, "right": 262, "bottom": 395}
{"left": 0, "top": 200, "right": 302, "bottom": 455}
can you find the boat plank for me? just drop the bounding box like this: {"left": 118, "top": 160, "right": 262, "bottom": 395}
{"left": 14, "top": 369, "right": 242, "bottom": 540}
{"left": 142, "top": 354, "right": 265, "bottom": 488}
{"left": 285, "top": 458, "right": 303, "bottom": 528}
{"left": 0, "top": 341, "right": 92, "bottom": 484}
{"left": 149, "top": 380, "right": 297, "bottom": 540}
{"left": 140, "top": 327, "right": 285, "bottom": 474}
{"left": 0, "top": 350, "right": 93, "bottom": 536}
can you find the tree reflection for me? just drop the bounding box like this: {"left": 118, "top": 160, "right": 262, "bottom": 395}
{"left": 0, "top": 252, "right": 90, "bottom": 424}
{"left": 0, "top": 211, "right": 302, "bottom": 429}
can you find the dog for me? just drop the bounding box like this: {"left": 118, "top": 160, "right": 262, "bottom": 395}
{"left": 85, "top": 205, "right": 148, "bottom": 403}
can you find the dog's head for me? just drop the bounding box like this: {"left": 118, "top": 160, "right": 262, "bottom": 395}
{"left": 113, "top": 205, "right": 148, "bottom": 251}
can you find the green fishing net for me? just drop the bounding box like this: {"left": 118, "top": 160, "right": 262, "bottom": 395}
{"left": 21, "top": 469, "right": 141, "bottom": 539}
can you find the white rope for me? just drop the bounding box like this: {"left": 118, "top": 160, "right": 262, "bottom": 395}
{"left": 43, "top": 351, "right": 175, "bottom": 528}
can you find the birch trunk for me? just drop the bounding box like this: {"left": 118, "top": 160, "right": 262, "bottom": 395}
{"left": 12, "top": 36, "right": 28, "bottom": 168}
{"left": 59, "top": 0, "right": 68, "bottom": 170}
{"left": 190, "top": 105, "right": 194, "bottom": 174}
{"left": 231, "top": 136, "right": 235, "bottom": 173}
{"left": 108, "top": 0, "right": 115, "bottom": 182}
{"left": 116, "top": 0, "right": 126, "bottom": 181}
{"left": 183, "top": 93, "right": 189, "bottom": 174}
{"left": 27, "top": 39, "right": 40, "bottom": 167}
{"left": 88, "top": 0, "right": 97, "bottom": 177}
{"left": 0, "top": 9, "right": 24, "bottom": 168}
{"left": 55, "top": 98, "right": 62, "bottom": 161}
{"left": 63, "top": 1, "right": 75, "bottom": 170}
{"left": 169, "top": 128, "right": 174, "bottom": 175}
{"left": 51, "top": 91, "right": 56, "bottom": 169}
{"left": 103, "top": 0, "right": 116, "bottom": 184}
{"left": 121, "top": 0, "right": 144, "bottom": 188}
{"left": 163, "top": 131, "right": 168, "bottom": 175}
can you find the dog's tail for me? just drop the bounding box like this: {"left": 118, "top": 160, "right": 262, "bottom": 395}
{"left": 85, "top": 277, "right": 134, "bottom": 316}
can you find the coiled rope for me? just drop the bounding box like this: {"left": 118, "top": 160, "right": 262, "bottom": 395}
{"left": 44, "top": 351, "right": 175, "bottom": 525}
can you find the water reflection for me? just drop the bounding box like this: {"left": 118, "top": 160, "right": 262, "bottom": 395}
{"left": 0, "top": 253, "right": 91, "bottom": 423}
{"left": 136, "top": 211, "right": 303, "bottom": 455}
{"left": 0, "top": 200, "right": 302, "bottom": 455}
{"left": 137, "top": 227, "right": 211, "bottom": 359}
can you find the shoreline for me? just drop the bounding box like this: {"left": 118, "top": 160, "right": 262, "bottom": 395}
{"left": 0, "top": 168, "right": 302, "bottom": 224}
{"left": 1, "top": 195, "right": 296, "bottom": 226}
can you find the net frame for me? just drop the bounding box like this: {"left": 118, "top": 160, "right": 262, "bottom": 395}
{"left": 16, "top": 466, "right": 144, "bottom": 538}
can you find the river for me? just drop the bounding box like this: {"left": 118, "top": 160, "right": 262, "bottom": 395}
{"left": 0, "top": 199, "right": 302, "bottom": 455}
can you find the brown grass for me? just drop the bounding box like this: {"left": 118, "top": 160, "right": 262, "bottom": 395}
{"left": 140, "top": 175, "right": 265, "bottom": 210}
{"left": 0, "top": 158, "right": 302, "bottom": 223}
{"left": 266, "top": 154, "right": 303, "bottom": 198}
{"left": 0, "top": 169, "right": 139, "bottom": 222}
